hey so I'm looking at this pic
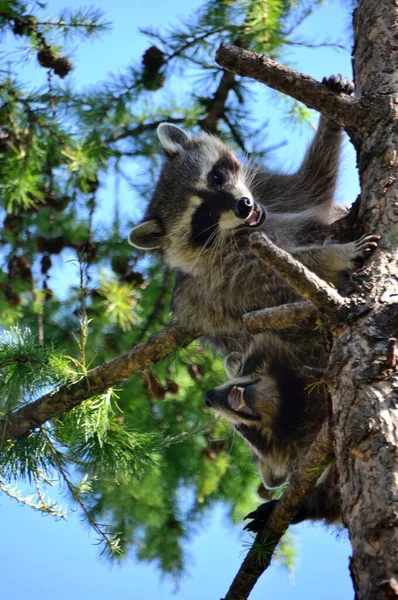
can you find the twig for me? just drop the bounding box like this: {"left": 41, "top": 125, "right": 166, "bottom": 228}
{"left": 200, "top": 69, "right": 237, "bottom": 133}
{"left": 249, "top": 232, "right": 345, "bottom": 315}
{"left": 40, "top": 428, "right": 119, "bottom": 556}
{"left": 223, "top": 422, "right": 332, "bottom": 600}
{"left": 135, "top": 268, "right": 172, "bottom": 343}
{"left": 215, "top": 44, "right": 362, "bottom": 131}
{"left": 106, "top": 117, "right": 186, "bottom": 144}
{"left": 243, "top": 301, "right": 315, "bottom": 333}
{"left": 0, "top": 326, "right": 196, "bottom": 442}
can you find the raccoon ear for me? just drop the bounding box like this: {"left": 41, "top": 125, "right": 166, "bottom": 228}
{"left": 224, "top": 352, "right": 242, "bottom": 378}
{"left": 157, "top": 123, "right": 192, "bottom": 155}
{"left": 128, "top": 219, "right": 164, "bottom": 250}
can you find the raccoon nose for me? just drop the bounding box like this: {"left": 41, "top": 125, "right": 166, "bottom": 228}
{"left": 204, "top": 390, "right": 214, "bottom": 408}
{"left": 234, "top": 197, "right": 253, "bottom": 219}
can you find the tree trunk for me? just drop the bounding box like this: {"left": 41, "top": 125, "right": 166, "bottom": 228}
{"left": 329, "top": 1, "right": 398, "bottom": 598}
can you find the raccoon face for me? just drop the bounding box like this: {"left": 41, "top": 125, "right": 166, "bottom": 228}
{"left": 204, "top": 351, "right": 280, "bottom": 430}
{"left": 128, "top": 123, "right": 266, "bottom": 272}
{"left": 204, "top": 350, "right": 288, "bottom": 488}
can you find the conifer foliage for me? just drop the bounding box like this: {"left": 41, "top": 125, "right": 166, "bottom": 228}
{"left": 0, "top": 0, "right": 329, "bottom": 575}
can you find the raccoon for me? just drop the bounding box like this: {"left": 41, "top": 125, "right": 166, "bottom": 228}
{"left": 128, "top": 77, "right": 378, "bottom": 355}
{"left": 204, "top": 333, "right": 341, "bottom": 528}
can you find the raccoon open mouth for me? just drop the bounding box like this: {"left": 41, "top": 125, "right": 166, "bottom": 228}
{"left": 243, "top": 203, "right": 266, "bottom": 228}
{"left": 227, "top": 380, "right": 260, "bottom": 418}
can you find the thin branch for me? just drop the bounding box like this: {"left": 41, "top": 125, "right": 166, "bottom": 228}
{"left": 223, "top": 422, "right": 333, "bottom": 600}
{"left": 222, "top": 113, "right": 249, "bottom": 154}
{"left": 41, "top": 428, "right": 120, "bottom": 556}
{"left": 285, "top": 39, "right": 346, "bottom": 50}
{"left": 249, "top": 232, "right": 345, "bottom": 315}
{"left": 0, "top": 326, "right": 196, "bottom": 442}
{"left": 135, "top": 268, "right": 172, "bottom": 343}
{"left": 200, "top": 68, "right": 237, "bottom": 133}
{"left": 165, "top": 27, "right": 225, "bottom": 62}
{"left": 215, "top": 44, "right": 363, "bottom": 131}
{"left": 243, "top": 301, "right": 315, "bottom": 333}
{"left": 106, "top": 117, "right": 187, "bottom": 144}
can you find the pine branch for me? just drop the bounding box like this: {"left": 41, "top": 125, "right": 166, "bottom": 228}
{"left": 215, "top": 44, "right": 362, "bottom": 132}
{"left": 40, "top": 428, "right": 121, "bottom": 557}
{"left": 200, "top": 69, "right": 238, "bottom": 133}
{"left": 0, "top": 326, "right": 196, "bottom": 442}
{"left": 222, "top": 422, "right": 333, "bottom": 600}
{"left": 106, "top": 117, "right": 187, "bottom": 144}
{"left": 249, "top": 232, "right": 345, "bottom": 316}
{"left": 0, "top": 473, "right": 66, "bottom": 518}
{"left": 243, "top": 301, "right": 315, "bottom": 333}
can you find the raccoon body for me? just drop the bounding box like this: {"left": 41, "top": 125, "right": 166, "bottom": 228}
{"left": 129, "top": 108, "right": 376, "bottom": 355}
{"left": 204, "top": 333, "right": 341, "bottom": 526}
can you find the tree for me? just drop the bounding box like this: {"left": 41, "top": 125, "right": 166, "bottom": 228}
{"left": 4, "top": 0, "right": 395, "bottom": 597}
{"left": 0, "top": 0, "right": 336, "bottom": 578}
{"left": 212, "top": 1, "right": 398, "bottom": 597}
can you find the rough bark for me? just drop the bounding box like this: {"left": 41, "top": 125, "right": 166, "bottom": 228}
{"left": 243, "top": 301, "right": 315, "bottom": 334}
{"left": 216, "top": 2, "right": 398, "bottom": 597}
{"left": 216, "top": 44, "right": 363, "bottom": 132}
{"left": 328, "top": 1, "right": 398, "bottom": 598}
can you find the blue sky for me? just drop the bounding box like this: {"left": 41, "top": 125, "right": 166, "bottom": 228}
{"left": 2, "top": 1, "right": 357, "bottom": 598}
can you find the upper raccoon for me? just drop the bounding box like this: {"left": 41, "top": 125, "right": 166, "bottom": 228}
{"left": 129, "top": 78, "right": 378, "bottom": 354}
{"left": 204, "top": 333, "right": 341, "bottom": 528}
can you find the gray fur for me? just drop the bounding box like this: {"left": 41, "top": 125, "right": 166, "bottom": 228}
{"left": 129, "top": 118, "right": 377, "bottom": 355}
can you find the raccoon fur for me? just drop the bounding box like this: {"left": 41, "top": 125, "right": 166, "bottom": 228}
{"left": 128, "top": 78, "right": 378, "bottom": 355}
{"left": 204, "top": 333, "right": 341, "bottom": 528}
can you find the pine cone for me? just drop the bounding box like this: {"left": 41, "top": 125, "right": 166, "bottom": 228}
{"left": 142, "top": 45, "right": 165, "bottom": 72}
{"left": 36, "top": 236, "right": 66, "bottom": 254}
{"left": 37, "top": 47, "right": 56, "bottom": 68}
{"left": 53, "top": 57, "right": 73, "bottom": 78}
{"left": 40, "top": 255, "right": 52, "bottom": 274}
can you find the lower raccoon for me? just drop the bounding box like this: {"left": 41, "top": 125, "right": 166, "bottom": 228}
{"left": 129, "top": 76, "right": 378, "bottom": 356}
{"left": 204, "top": 333, "right": 341, "bottom": 528}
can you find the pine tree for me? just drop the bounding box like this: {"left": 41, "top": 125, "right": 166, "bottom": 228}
{"left": 0, "top": 0, "right": 339, "bottom": 576}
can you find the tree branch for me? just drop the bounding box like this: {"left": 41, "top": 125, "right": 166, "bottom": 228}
{"left": 200, "top": 69, "right": 237, "bottom": 133}
{"left": 243, "top": 301, "right": 315, "bottom": 333}
{"left": 223, "top": 421, "right": 333, "bottom": 600}
{"left": 249, "top": 232, "right": 345, "bottom": 315}
{"left": 0, "top": 326, "right": 196, "bottom": 443}
{"left": 215, "top": 44, "right": 363, "bottom": 131}
{"left": 106, "top": 117, "right": 186, "bottom": 144}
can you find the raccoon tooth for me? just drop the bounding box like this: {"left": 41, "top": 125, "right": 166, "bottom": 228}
{"left": 227, "top": 386, "right": 246, "bottom": 411}
{"left": 236, "top": 387, "right": 246, "bottom": 409}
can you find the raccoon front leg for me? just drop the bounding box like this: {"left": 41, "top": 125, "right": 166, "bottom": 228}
{"left": 289, "top": 75, "right": 355, "bottom": 210}
{"left": 292, "top": 114, "right": 343, "bottom": 208}
{"left": 290, "top": 234, "right": 380, "bottom": 286}
{"left": 253, "top": 114, "right": 343, "bottom": 214}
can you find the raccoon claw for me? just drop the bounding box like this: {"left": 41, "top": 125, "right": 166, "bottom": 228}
{"left": 352, "top": 234, "right": 381, "bottom": 261}
{"left": 244, "top": 500, "right": 278, "bottom": 533}
{"left": 322, "top": 74, "right": 355, "bottom": 96}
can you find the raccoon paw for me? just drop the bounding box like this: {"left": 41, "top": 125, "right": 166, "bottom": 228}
{"left": 322, "top": 74, "right": 355, "bottom": 96}
{"left": 243, "top": 500, "right": 278, "bottom": 533}
{"left": 349, "top": 234, "right": 381, "bottom": 265}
